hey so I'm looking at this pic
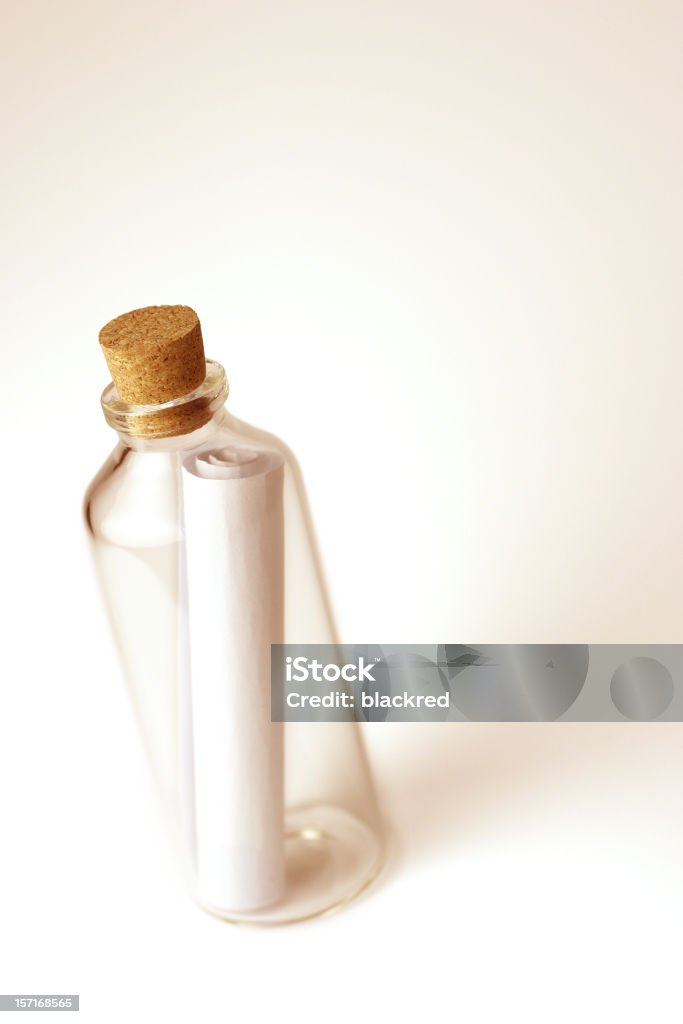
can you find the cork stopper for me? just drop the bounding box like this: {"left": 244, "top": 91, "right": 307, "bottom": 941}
{"left": 99, "top": 305, "right": 206, "bottom": 404}
{"left": 99, "top": 305, "right": 226, "bottom": 438}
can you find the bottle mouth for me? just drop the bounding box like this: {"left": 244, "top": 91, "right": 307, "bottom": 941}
{"left": 101, "top": 359, "right": 229, "bottom": 439}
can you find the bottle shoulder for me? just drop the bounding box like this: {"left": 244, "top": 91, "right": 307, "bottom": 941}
{"left": 84, "top": 444, "right": 182, "bottom": 546}
{"left": 83, "top": 413, "right": 303, "bottom": 546}
{"left": 210, "top": 412, "right": 299, "bottom": 467}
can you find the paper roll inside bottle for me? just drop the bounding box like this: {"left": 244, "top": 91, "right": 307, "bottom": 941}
{"left": 180, "top": 445, "right": 285, "bottom": 913}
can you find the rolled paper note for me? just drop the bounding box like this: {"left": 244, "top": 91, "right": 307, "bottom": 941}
{"left": 180, "top": 445, "right": 285, "bottom": 913}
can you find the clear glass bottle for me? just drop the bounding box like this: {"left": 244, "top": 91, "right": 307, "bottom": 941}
{"left": 84, "top": 335, "right": 383, "bottom": 924}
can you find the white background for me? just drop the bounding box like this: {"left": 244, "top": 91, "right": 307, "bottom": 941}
{"left": 1, "top": 2, "right": 683, "bottom": 1021}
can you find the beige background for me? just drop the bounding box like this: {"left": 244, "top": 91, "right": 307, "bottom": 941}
{"left": 1, "top": 2, "right": 682, "bottom": 1022}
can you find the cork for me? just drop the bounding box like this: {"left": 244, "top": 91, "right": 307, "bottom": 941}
{"left": 99, "top": 305, "right": 220, "bottom": 437}
{"left": 99, "top": 305, "right": 206, "bottom": 405}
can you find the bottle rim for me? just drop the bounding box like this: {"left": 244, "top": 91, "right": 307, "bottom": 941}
{"left": 100, "top": 359, "right": 229, "bottom": 439}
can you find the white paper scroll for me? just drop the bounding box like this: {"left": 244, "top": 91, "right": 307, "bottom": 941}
{"left": 180, "top": 445, "right": 285, "bottom": 913}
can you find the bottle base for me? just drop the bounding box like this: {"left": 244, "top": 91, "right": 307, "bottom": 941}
{"left": 197, "top": 805, "right": 383, "bottom": 926}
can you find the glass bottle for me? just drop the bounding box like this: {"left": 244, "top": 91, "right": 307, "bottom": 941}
{"left": 84, "top": 308, "right": 383, "bottom": 924}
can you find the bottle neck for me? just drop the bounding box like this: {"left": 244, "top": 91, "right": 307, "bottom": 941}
{"left": 116, "top": 407, "right": 230, "bottom": 453}
{"left": 101, "top": 359, "right": 229, "bottom": 451}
